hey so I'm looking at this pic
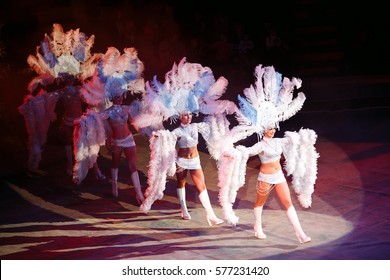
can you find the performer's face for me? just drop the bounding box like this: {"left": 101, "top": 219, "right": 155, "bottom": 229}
{"left": 180, "top": 112, "right": 192, "bottom": 124}
{"left": 264, "top": 127, "right": 276, "bottom": 138}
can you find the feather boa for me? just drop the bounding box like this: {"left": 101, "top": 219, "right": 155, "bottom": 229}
{"left": 217, "top": 147, "right": 249, "bottom": 226}
{"left": 283, "top": 128, "right": 319, "bottom": 208}
{"left": 202, "top": 114, "right": 257, "bottom": 225}
{"left": 140, "top": 129, "right": 177, "bottom": 212}
{"left": 72, "top": 111, "right": 106, "bottom": 184}
{"left": 202, "top": 114, "right": 230, "bottom": 160}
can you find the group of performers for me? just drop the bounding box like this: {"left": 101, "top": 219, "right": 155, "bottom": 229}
{"left": 18, "top": 24, "right": 319, "bottom": 244}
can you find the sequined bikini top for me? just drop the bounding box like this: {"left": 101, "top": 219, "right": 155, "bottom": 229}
{"left": 107, "top": 105, "right": 128, "bottom": 127}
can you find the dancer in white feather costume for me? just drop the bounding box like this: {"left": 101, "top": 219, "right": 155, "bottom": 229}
{"left": 137, "top": 57, "right": 238, "bottom": 226}
{"left": 74, "top": 46, "right": 146, "bottom": 204}
{"left": 215, "top": 65, "right": 319, "bottom": 243}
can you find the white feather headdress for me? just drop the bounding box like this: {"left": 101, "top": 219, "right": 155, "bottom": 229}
{"left": 236, "top": 65, "right": 306, "bottom": 136}
{"left": 133, "top": 57, "right": 237, "bottom": 130}
{"left": 27, "top": 23, "right": 99, "bottom": 80}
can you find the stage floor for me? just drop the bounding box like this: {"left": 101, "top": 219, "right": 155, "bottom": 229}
{"left": 1, "top": 109, "right": 389, "bottom": 260}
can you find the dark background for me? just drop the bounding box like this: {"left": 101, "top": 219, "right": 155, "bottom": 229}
{"left": 2, "top": 0, "right": 389, "bottom": 76}
{"left": 1, "top": 0, "right": 390, "bottom": 176}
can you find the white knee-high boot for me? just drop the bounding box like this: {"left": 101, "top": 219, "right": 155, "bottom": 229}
{"left": 111, "top": 168, "right": 118, "bottom": 197}
{"left": 198, "top": 189, "right": 224, "bottom": 226}
{"left": 131, "top": 171, "right": 145, "bottom": 205}
{"left": 177, "top": 188, "right": 191, "bottom": 220}
{"left": 254, "top": 206, "right": 267, "bottom": 239}
{"left": 286, "top": 205, "right": 311, "bottom": 244}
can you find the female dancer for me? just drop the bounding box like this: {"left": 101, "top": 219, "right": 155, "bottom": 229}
{"left": 244, "top": 126, "right": 311, "bottom": 243}
{"left": 170, "top": 111, "right": 223, "bottom": 225}
{"left": 101, "top": 90, "right": 145, "bottom": 204}
{"left": 139, "top": 57, "right": 237, "bottom": 226}
{"left": 213, "top": 64, "right": 318, "bottom": 243}
{"left": 74, "top": 46, "right": 146, "bottom": 203}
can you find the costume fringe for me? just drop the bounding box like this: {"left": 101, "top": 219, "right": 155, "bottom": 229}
{"left": 140, "top": 130, "right": 177, "bottom": 212}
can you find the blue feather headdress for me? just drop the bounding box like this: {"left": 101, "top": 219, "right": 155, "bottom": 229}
{"left": 131, "top": 57, "right": 237, "bottom": 130}
{"left": 80, "top": 47, "right": 145, "bottom": 106}
{"left": 143, "top": 57, "right": 211, "bottom": 123}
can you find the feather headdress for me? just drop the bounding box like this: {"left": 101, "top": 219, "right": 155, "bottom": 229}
{"left": 26, "top": 23, "right": 98, "bottom": 81}
{"left": 236, "top": 65, "right": 306, "bottom": 137}
{"left": 133, "top": 57, "right": 237, "bottom": 130}
{"left": 80, "top": 47, "right": 145, "bottom": 106}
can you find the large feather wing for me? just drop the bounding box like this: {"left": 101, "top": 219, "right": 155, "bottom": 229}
{"left": 73, "top": 111, "right": 106, "bottom": 184}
